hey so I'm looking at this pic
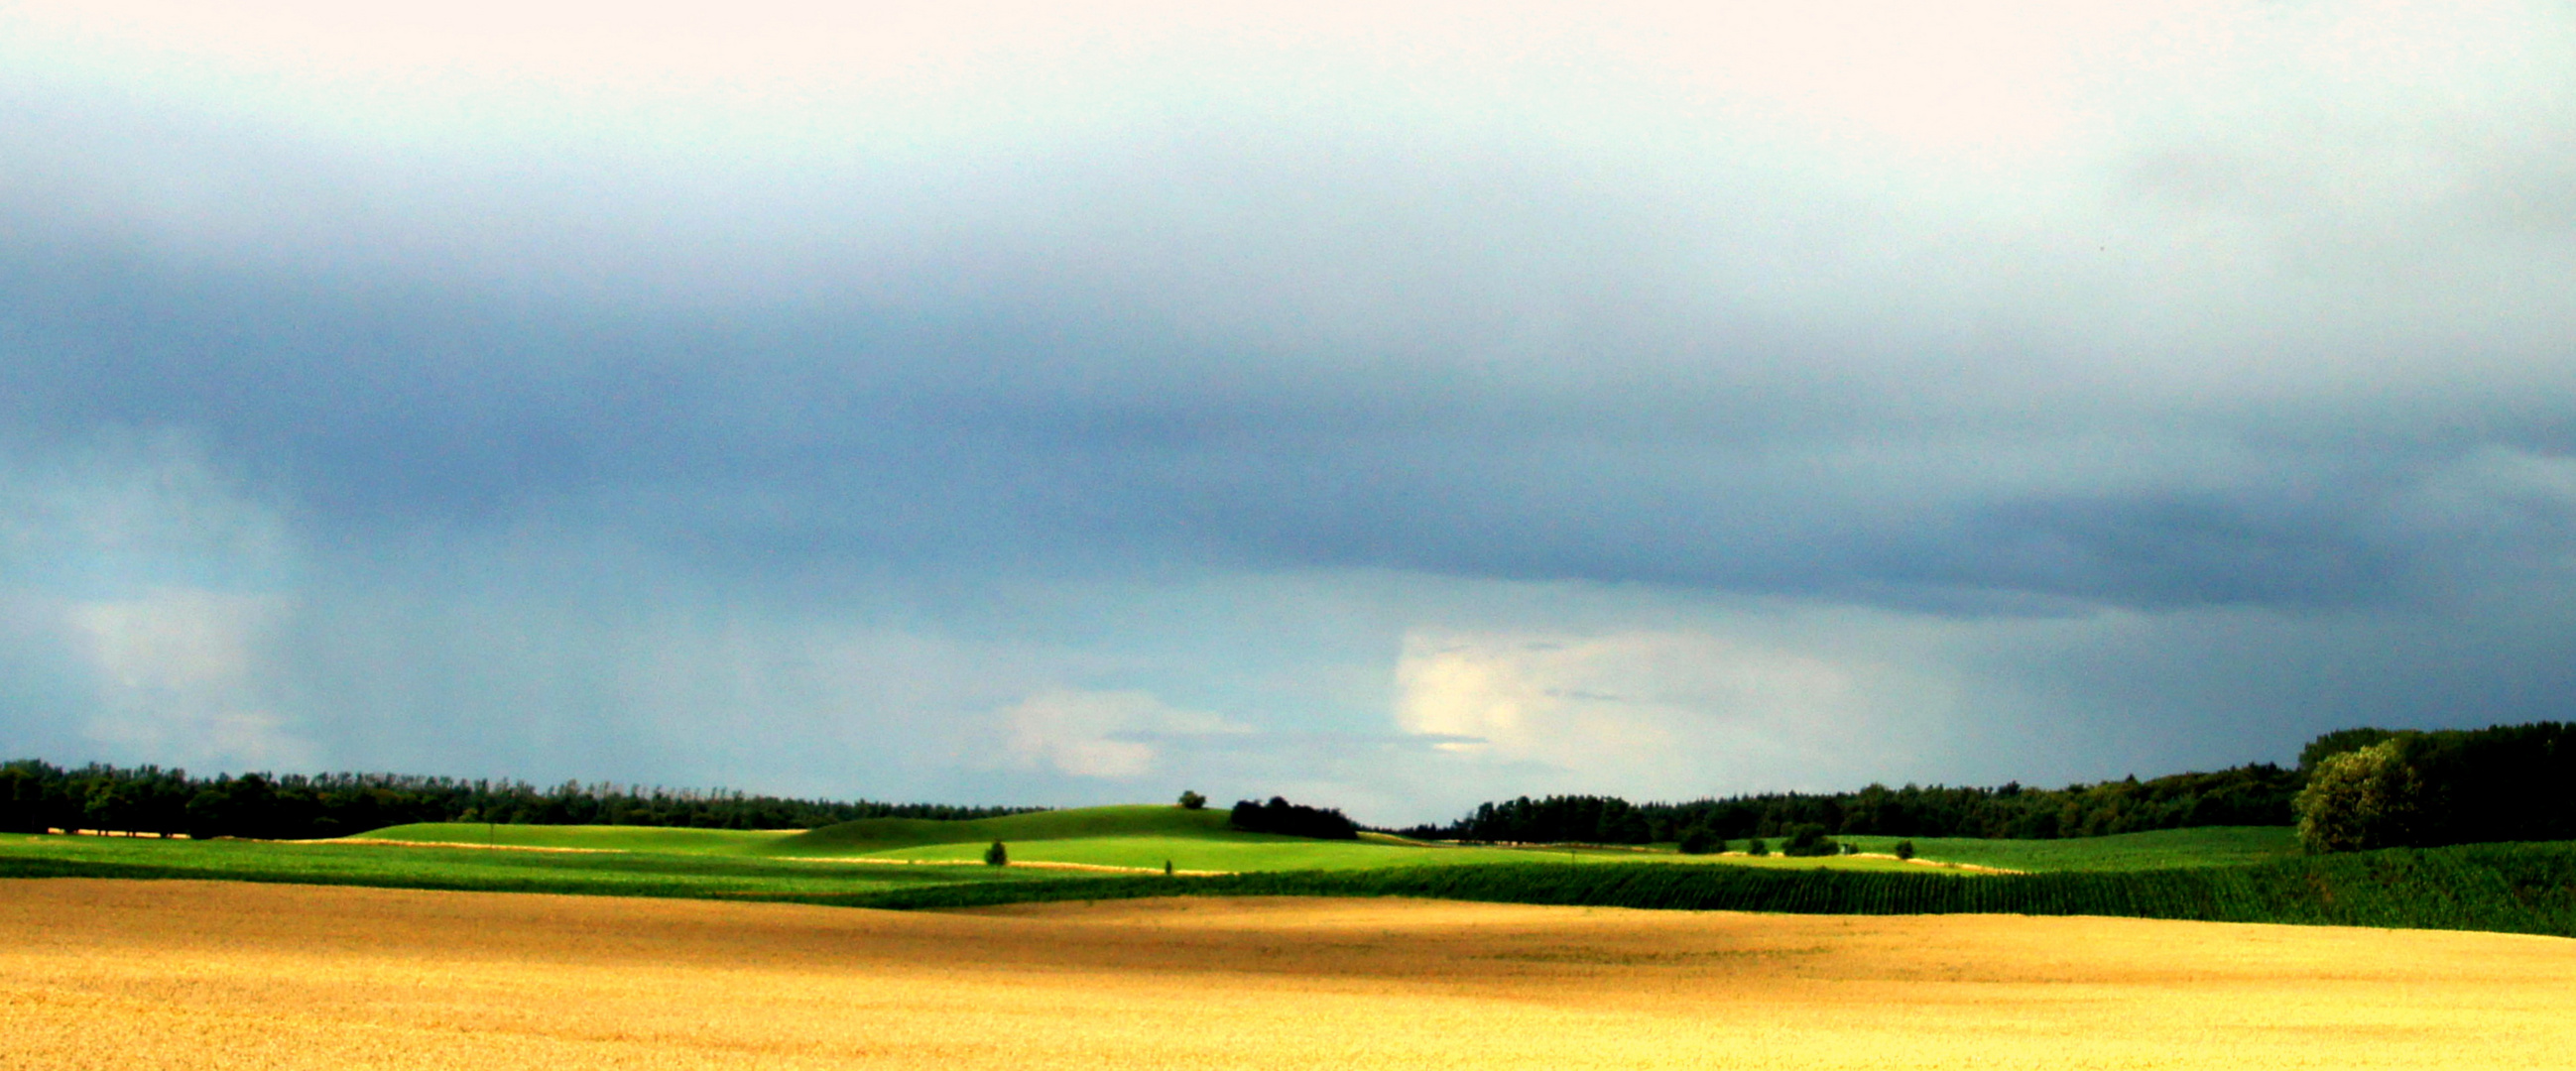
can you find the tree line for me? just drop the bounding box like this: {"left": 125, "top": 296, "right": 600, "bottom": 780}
{"left": 1229, "top": 796, "right": 1359, "bottom": 839}
{"left": 2294, "top": 722, "right": 2576, "bottom": 852}
{"left": 0, "top": 760, "right": 1040, "bottom": 840}
{"left": 1398, "top": 763, "right": 2307, "bottom": 845}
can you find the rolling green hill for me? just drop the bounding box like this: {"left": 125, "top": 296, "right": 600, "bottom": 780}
{"left": 353, "top": 809, "right": 2276, "bottom": 875}
{"left": 355, "top": 805, "right": 1252, "bottom": 857}
{"left": 0, "top": 832, "right": 1042, "bottom": 900}
{"left": 355, "top": 823, "right": 798, "bottom": 855}
{"left": 319, "top": 807, "right": 1979, "bottom": 874}
{"left": 775, "top": 804, "right": 1238, "bottom": 853}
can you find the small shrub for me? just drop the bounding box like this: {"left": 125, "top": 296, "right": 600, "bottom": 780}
{"left": 1894, "top": 840, "right": 1915, "bottom": 860}
{"left": 1676, "top": 826, "right": 1720, "bottom": 855}
{"left": 984, "top": 840, "right": 1008, "bottom": 867}
{"left": 1745, "top": 837, "right": 1769, "bottom": 857}
{"left": 1177, "top": 790, "right": 1207, "bottom": 810}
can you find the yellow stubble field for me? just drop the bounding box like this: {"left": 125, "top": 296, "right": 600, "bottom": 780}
{"left": 4, "top": 879, "right": 2573, "bottom": 1070}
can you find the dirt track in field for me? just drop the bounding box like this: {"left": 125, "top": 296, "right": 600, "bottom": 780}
{"left": 4, "top": 880, "right": 2572, "bottom": 1069}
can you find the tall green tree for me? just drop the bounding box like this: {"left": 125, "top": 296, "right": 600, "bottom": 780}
{"left": 2295, "top": 739, "right": 2421, "bottom": 853}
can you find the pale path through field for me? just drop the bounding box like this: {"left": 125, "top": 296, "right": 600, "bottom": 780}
{"left": 4, "top": 880, "right": 2572, "bottom": 1069}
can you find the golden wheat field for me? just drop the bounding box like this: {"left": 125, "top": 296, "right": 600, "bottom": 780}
{"left": 4, "top": 880, "right": 2573, "bottom": 1070}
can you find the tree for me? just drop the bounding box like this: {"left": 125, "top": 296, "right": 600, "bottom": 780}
{"left": 984, "top": 840, "right": 1009, "bottom": 866}
{"left": 0, "top": 768, "right": 43, "bottom": 834}
{"left": 2299, "top": 728, "right": 2397, "bottom": 772}
{"left": 1745, "top": 837, "right": 1769, "bottom": 857}
{"left": 1781, "top": 822, "right": 1839, "bottom": 857}
{"left": 1229, "top": 796, "right": 1359, "bottom": 840}
{"left": 2295, "top": 739, "right": 2420, "bottom": 853}
{"left": 1177, "top": 790, "right": 1207, "bottom": 810}
{"left": 1676, "top": 826, "right": 1721, "bottom": 855}
{"left": 1894, "top": 840, "right": 1915, "bottom": 860}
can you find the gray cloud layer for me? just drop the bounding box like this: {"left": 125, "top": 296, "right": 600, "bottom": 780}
{"left": 4, "top": 2, "right": 2573, "bottom": 820}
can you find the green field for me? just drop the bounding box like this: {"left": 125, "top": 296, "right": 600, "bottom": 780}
{"left": 357, "top": 823, "right": 801, "bottom": 855}
{"left": 361, "top": 806, "right": 1989, "bottom": 874}
{"left": 12, "top": 814, "right": 2576, "bottom": 938}
{"left": 780, "top": 804, "right": 1237, "bottom": 851}
{"left": 856, "top": 842, "right": 2576, "bottom": 938}
{"left": 0, "top": 833, "right": 1044, "bottom": 901}
{"left": 848, "top": 835, "right": 1939, "bottom": 872}
{"left": 1838, "top": 826, "right": 2304, "bottom": 872}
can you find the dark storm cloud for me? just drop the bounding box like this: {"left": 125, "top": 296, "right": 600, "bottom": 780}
{"left": 0, "top": 202, "right": 2547, "bottom": 616}
{"left": 6, "top": 1, "right": 2576, "bottom": 812}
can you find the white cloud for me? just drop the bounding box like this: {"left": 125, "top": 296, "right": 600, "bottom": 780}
{"left": 1394, "top": 624, "right": 1964, "bottom": 798}
{"left": 994, "top": 687, "right": 1248, "bottom": 779}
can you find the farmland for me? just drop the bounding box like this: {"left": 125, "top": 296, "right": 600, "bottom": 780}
{"left": 355, "top": 805, "right": 1992, "bottom": 873}
{"left": 1834, "top": 825, "right": 2306, "bottom": 871}
{"left": 360, "top": 805, "right": 2276, "bottom": 874}
{"left": 0, "top": 832, "right": 1048, "bottom": 900}
{"left": 12, "top": 815, "right": 2576, "bottom": 939}
{"left": 7, "top": 879, "right": 2573, "bottom": 1070}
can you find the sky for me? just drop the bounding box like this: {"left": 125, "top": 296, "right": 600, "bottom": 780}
{"left": 3, "top": 1, "right": 2573, "bottom": 824}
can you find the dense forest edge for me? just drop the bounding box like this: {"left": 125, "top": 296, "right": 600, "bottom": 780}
{"left": 1403, "top": 722, "right": 2576, "bottom": 856}
{"left": 0, "top": 763, "right": 1040, "bottom": 840}
{"left": 5, "top": 721, "right": 2570, "bottom": 855}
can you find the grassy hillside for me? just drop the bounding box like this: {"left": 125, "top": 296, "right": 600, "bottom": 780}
{"left": 347, "top": 819, "right": 2299, "bottom": 875}
{"left": 774, "top": 804, "right": 1237, "bottom": 852}
{"left": 0, "top": 832, "right": 1041, "bottom": 900}
{"left": 358, "top": 814, "right": 1972, "bottom": 873}
{"left": 356, "top": 824, "right": 798, "bottom": 854}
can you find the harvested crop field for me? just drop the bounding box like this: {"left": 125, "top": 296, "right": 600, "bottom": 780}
{"left": 4, "top": 880, "right": 2572, "bottom": 1069}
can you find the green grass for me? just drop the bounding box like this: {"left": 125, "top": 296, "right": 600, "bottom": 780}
{"left": 358, "top": 817, "right": 1964, "bottom": 875}
{"left": 0, "top": 833, "right": 1045, "bottom": 902}
{"left": 350, "top": 810, "right": 2287, "bottom": 877}
{"left": 854, "top": 835, "right": 1959, "bottom": 872}
{"left": 775, "top": 804, "right": 1243, "bottom": 852}
{"left": 356, "top": 824, "right": 798, "bottom": 855}
{"left": 306, "top": 811, "right": 2298, "bottom": 878}
{"left": 1833, "top": 826, "right": 2304, "bottom": 872}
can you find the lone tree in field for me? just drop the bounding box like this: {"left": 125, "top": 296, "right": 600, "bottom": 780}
{"left": 1676, "top": 826, "right": 1720, "bottom": 855}
{"left": 1177, "top": 790, "right": 1207, "bottom": 810}
{"left": 984, "top": 840, "right": 1009, "bottom": 867}
{"left": 1894, "top": 840, "right": 1915, "bottom": 860}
